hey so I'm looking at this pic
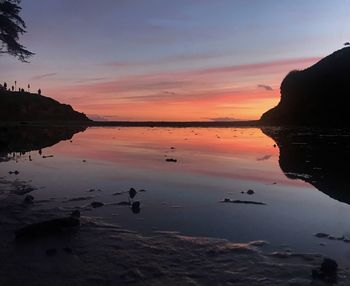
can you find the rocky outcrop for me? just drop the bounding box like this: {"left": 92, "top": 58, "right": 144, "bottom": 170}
{"left": 261, "top": 47, "right": 350, "bottom": 126}
{"left": 0, "top": 89, "right": 90, "bottom": 122}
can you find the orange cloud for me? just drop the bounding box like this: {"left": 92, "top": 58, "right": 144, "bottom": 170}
{"left": 46, "top": 56, "right": 320, "bottom": 121}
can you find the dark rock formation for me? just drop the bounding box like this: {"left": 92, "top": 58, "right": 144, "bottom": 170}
{"left": 262, "top": 127, "right": 350, "bottom": 204}
{"left": 0, "top": 89, "right": 90, "bottom": 122}
{"left": 15, "top": 211, "right": 80, "bottom": 240}
{"left": 261, "top": 47, "right": 350, "bottom": 126}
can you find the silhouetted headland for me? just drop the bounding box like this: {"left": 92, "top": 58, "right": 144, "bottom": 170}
{"left": 261, "top": 47, "right": 350, "bottom": 126}
{"left": 0, "top": 88, "right": 90, "bottom": 123}
{"left": 263, "top": 127, "right": 350, "bottom": 204}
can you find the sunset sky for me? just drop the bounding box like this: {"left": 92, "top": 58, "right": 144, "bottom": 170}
{"left": 1, "top": 0, "right": 350, "bottom": 121}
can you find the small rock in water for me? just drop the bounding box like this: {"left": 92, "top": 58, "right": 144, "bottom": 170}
{"left": 91, "top": 202, "right": 104, "bottom": 208}
{"left": 166, "top": 158, "right": 177, "bottom": 163}
{"left": 247, "top": 189, "right": 255, "bottom": 195}
{"left": 222, "top": 199, "right": 266, "bottom": 205}
{"left": 42, "top": 155, "right": 54, "bottom": 159}
{"left": 131, "top": 201, "right": 141, "bottom": 214}
{"left": 8, "top": 170, "right": 19, "bottom": 175}
{"left": 129, "top": 188, "right": 137, "bottom": 199}
{"left": 315, "top": 233, "right": 329, "bottom": 238}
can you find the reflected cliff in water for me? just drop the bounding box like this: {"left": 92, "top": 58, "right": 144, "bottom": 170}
{"left": 0, "top": 125, "right": 86, "bottom": 162}
{"left": 263, "top": 127, "right": 350, "bottom": 204}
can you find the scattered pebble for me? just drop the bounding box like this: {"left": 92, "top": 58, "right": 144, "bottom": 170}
{"left": 23, "top": 195, "right": 34, "bottom": 204}
{"left": 247, "top": 189, "right": 255, "bottom": 195}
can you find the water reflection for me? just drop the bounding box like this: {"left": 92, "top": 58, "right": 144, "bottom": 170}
{"left": 0, "top": 125, "right": 86, "bottom": 162}
{"left": 262, "top": 128, "right": 350, "bottom": 204}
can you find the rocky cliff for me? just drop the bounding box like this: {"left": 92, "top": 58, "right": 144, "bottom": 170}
{"left": 261, "top": 47, "right": 350, "bottom": 126}
{"left": 0, "top": 89, "right": 90, "bottom": 123}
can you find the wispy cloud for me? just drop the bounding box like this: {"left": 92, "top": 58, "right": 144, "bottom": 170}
{"left": 104, "top": 52, "right": 226, "bottom": 68}
{"left": 256, "top": 155, "right": 272, "bottom": 161}
{"left": 257, "top": 84, "right": 273, "bottom": 91}
{"left": 31, "top": 72, "right": 57, "bottom": 80}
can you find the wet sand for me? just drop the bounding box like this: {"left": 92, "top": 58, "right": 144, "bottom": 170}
{"left": 0, "top": 190, "right": 349, "bottom": 286}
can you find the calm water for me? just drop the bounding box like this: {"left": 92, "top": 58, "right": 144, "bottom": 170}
{"left": 1, "top": 126, "right": 350, "bottom": 264}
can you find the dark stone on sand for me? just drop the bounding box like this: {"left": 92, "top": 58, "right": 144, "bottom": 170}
{"left": 166, "top": 158, "right": 177, "bottom": 163}
{"left": 91, "top": 202, "right": 104, "bottom": 208}
{"left": 15, "top": 212, "right": 80, "bottom": 240}
{"left": 23, "top": 195, "right": 34, "bottom": 204}
{"left": 247, "top": 189, "right": 255, "bottom": 195}
{"left": 312, "top": 258, "right": 338, "bottom": 283}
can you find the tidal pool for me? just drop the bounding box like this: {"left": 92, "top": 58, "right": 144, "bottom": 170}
{"left": 1, "top": 126, "right": 350, "bottom": 265}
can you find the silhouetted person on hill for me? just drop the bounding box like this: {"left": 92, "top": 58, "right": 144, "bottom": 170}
{"left": 11, "top": 86, "right": 14, "bottom": 91}
{"left": 38, "top": 89, "right": 41, "bottom": 95}
{"left": 20, "top": 88, "right": 24, "bottom": 92}
{"left": 3, "top": 82, "right": 7, "bottom": 90}
{"left": 27, "top": 84, "right": 30, "bottom": 92}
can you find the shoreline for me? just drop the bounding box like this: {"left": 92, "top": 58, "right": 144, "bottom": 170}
{"left": 0, "top": 192, "right": 348, "bottom": 285}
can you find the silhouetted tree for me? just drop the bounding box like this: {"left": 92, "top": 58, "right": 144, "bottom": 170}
{"left": 0, "top": 0, "right": 34, "bottom": 62}
{"left": 37, "top": 88, "right": 41, "bottom": 95}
